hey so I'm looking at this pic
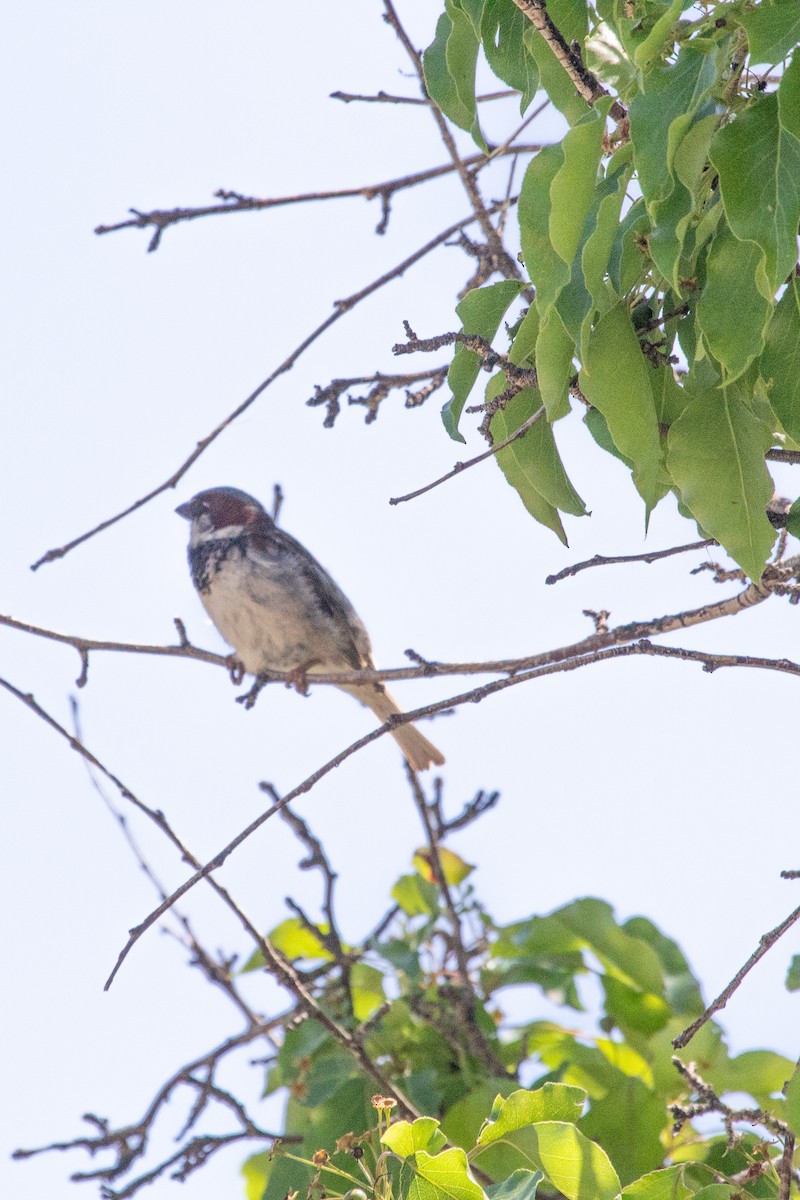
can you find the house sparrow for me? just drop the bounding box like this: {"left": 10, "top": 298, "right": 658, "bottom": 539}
{"left": 176, "top": 487, "right": 445, "bottom": 772}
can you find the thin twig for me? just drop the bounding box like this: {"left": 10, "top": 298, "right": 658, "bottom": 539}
{"left": 0, "top": 675, "right": 420, "bottom": 1118}
{"left": 31, "top": 202, "right": 510, "bottom": 571}
{"left": 383, "top": 0, "right": 525, "bottom": 287}
{"left": 673, "top": 900, "right": 800, "bottom": 1049}
{"left": 389, "top": 404, "right": 544, "bottom": 505}
{"left": 546, "top": 539, "right": 718, "bottom": 584}
{"left": 98, "top": 575, "right": 783, "bottom": 970}
{"left": 94, "top": 146, "right": 543, "bottom": 247}
{"left": 405, "top": 768, "right": 507, "bottom": 1078}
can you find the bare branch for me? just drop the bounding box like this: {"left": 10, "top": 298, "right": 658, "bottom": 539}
{"left": 389, "top": 403, "right": 544, "bottom": 506}
{"left": 94, "top": 145, "right": 543, "bottom": 247}
{"left": 383, "top": 0, "right": 526, "bottom": 288}
{"left": 673, "top": 897, "right": 800, "bottom": 1050}
{"left": 509, "top": 0, "right": 628, "bottom": 124}
{"left": 405, "top": 768, "right": 507, "bottom": 1078}
{"left": 31, "top": 202, "right": 510, "bottom": 571}
{"left": 546, "top": 539, "right": 718, "bottom": 584}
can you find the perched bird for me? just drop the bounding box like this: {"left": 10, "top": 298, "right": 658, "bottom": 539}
{"left": 176, "top": 487, "right": 445, "bottom": 772}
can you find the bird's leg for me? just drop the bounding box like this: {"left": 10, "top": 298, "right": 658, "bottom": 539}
{"left": 236, "top": 673, "right": 270, "bottom": 710}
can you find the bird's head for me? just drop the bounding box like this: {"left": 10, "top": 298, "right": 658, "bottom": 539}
{"left": 176, "top": 487, "right": 271, "bottom": 541}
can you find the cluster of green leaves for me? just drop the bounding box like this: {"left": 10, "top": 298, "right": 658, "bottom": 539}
{"left": 242, "top": 855, "right": 799, "bottom": 1200}
{"left": 424, "top": 0, "right": 800, "bottom": 581}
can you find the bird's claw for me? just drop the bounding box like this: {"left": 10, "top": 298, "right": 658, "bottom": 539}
{"left": 237, "top": 674, "right": 268, "bottom": 710}
{"left": 226, "top": 654, "right": 245, "bottom": 685}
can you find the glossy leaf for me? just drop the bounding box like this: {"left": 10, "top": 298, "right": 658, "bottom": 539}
{"left": 622, "top": 1166, "right": 691, "bottom": 1200}
{"left": 477, "top": 1086, "right": 587, "bottom": 1146}
{"left": 486, "top": 1169, "right": 543, "bottom": 1200}
{"left": 515, "top": 1121, "right": 620, "bottom": 1200}
{"left": 408, "top": 1147, "right": 486, "bottom": 1200}
{"left": 383, "top": 1117, "right": 448, "bottom": 1158}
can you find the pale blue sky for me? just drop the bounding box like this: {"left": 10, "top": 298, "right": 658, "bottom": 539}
{"left": 3, "top": 4, "right": 800, "bottom": 1198}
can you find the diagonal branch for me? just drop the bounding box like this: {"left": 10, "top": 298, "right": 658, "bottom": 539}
{"left": 94, "top": 146, "right": 542, "bottom": 248}
{"left": 673, "top": 897, "right": 800, "bottom": 1050}
{"left": 0, "top": 674, "right": 420, "bottom": 1119}
{"left": 510, "top": 0, "right": 628, "bottom": 124}
{"left": 30, "top": 201, "right": 510, "bottom": 571}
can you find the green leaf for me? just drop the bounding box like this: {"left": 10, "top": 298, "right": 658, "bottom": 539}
{"left": 711, "top": 1049, "right": 794, "bottom": 1105}
{"left": 408, "top": 1147, "right": 487, "bottom": 1200}
{"left": 622, "top": 916, "right": 704, "bottom": 1015}
{"left": 549, "top": 110, "right": 606, "bottom": 275}
{"left": 697, "top": 223, "right": 772, "bottom": 380}
{"left": 478, "top": 1086, "right": 587, "bottom": 1147}
{"left": 242, "top": 1150, "right": 271, "bottom": 1200}
{"left": 488, "top": 379, "right": 566, "bottom": 543}
{"left": 481, "top": 0, "right": 539, "bottom": 112}
{"left": 740, "top": 0, "right": 800, "bottom": 67}
{"left": 581, "top": 159, "right": 631, "bottom": 328}
{"left": 422, "top": 5, "right": 486, "bottom": 151}
{"left": 666, "top": 383, "right": 776, "bottom": 580}
{"left": 580, "top": 1078, "right": 668, "bottom": 1185}
{"left": 554, "top": 899, "right": 665, "bottom": 994}
{"left": 601, "top": 976, "right": 670, "bottom": 1035}
{"left": 519, "top": 145, "right": 567, "bottom": 311}
{"left": 578, "top": 303, "right": 663, "bottom": 507}
{"left": 649, "top": 113, "right": 716, "bottom": 293}
{"left": 443, "top": 280, "right": 522, "bottom": 440}
{"left": 629, "top": 48, "right": 717, "bottom": 207}
{"left": 786, "top": 1062, "right": 800, "bottom": 1133}
{"left": 622, "top": 1165, "right": 691, "bottom": 1200}
{"left": 711, "top": 55, "right": 800, "bottom": 293}
{"left": 492, "top": 382, "right": 586, "bottom": 516}
{"left": 508, "top": 304, "right": 540, "bottom": 367}
{"left": 486, "top": 1170, "right": 543, "bottom": 1200}
{"left": 267, "top": 917, "right": 333, "bottom": 962}
{"left": 786, "top": 954, "right": 800, "bottom": 992}
{"left": 392, "top": 873, "right": 439, "bottom": 916}
{"left": 350, "top": 963, "right": 386, "bottom": 1022}
{"left": 585, "top": 21, "right": 637, "bottom": 96}
{"left": 632, "top": 0, "right": 684, "bottom": 67}
{"left": 383, "top": 1117, "right": 449, "bottom": 1158}
{"left": 413, "top": 846, "right": 475, "bottom": 886}
{"left": 513, "top": 1122, "right": 620, "bottom": 1200}
{"left": 760, "top": 278, "right": 800, "bottom": 443}
{"left": 536, "top": 308, "right": 575, "bottom": 421}
{"left": 690, "top": 1187, "right": 739, "bottom": 1200}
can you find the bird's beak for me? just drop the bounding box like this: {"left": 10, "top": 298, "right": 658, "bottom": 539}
{"left": 175, "top": 501, "right": 195, "bottom": 520}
